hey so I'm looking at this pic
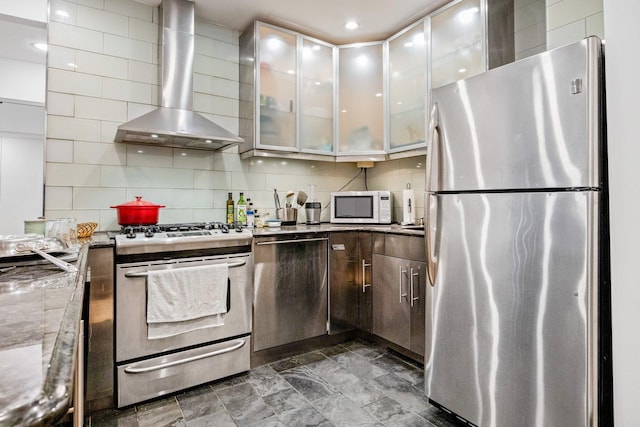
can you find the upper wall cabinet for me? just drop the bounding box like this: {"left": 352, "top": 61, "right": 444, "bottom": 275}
{"left": 239, "top": 22, "right": 336, "bottom": 160}
{"left": 387, "top": 21, "right": 428, "bottom": 152}
{"left": 431, "top": 0, "right": 486, "bottom": 88}
{"left": 337, "top": 43, "right": 385, "bottom": 158}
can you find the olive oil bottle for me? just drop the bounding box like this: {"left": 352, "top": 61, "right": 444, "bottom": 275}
{"left": 226, "top": 192, "right": 234, "bottom": 224}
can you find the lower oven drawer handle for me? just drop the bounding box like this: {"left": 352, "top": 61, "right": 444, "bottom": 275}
{"left": 123, "top": 338, "right": 247, "bottom": 374}
{"left": 124, "top": 259, "right": 246, "bottom": 278}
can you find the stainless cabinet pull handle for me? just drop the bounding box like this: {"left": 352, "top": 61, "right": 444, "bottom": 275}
{"left": 399, "top": 266, "right": 408, "bottom": 303}
{"left": 362, "top": 259, "right": 371, "bottom": 292}
{"left": 124, "top": 259, "right": 246, "bottom": 278}
{"left": 410, "top": 267, "right": 420, "bottom": 307}
{"left": 256, "top": 237, "right": 329, "bottom": 245}
{"left": 123, "top": 339, "right": 247, "bottom": 374}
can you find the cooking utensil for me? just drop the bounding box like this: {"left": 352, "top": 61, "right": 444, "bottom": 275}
{"left": 285, "top": 191, "right": 295, "bottom": 208}
{"left": 110, "top": 196, "right": 165, "bottom": 225}
{"left": 276, "top": 208, "right": 298, "bottom": 225}
{"left": 15, "top": 242, "right": 78, "bottom": 272}
{"left": 274, "top": 189, "right": 281, "bottom": 210}
{"left": 296, "top": 191, "right": 308, "bottom": 207}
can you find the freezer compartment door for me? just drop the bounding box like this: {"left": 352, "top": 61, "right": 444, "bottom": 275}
{"left": 428, "top": 37, "right": 602, "bottom": 192}
{"left": 425, "top": 191, "right": 598, "bottom": 427}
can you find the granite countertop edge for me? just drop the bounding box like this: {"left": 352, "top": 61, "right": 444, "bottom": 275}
{"left": 0, "top": 245, "right": 88, "bottom": 426}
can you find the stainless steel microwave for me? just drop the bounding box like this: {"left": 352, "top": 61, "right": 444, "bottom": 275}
{"left": 330, "top": 191, "right": 392, "bottom": 224}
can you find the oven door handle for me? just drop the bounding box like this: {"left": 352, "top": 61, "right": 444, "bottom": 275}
{"left": 124, "top": 259, "right": 246, "bottom": 278}
{"left": 123, "top": 338, "right": 247, "bottom": 374}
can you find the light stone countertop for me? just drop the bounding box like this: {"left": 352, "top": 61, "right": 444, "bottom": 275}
{"left": 0, "top": 243, "right": 89, "bottom": 426}
{"left": 251, "top": 222, "right": 425, "bottom": 237}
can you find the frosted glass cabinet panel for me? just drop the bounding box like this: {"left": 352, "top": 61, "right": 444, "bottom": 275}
{"left": 338, "top": 43, "right": 384, "bottom": 154}
{"left": 388, "top": 22, "right": 428, "bottom": 151}
{"left": 300, "top": 39, "right": 334, "bottom": 153}
{"left": 258, "top": 25, "right": 297, "bottom": 149}
{"left": 431, "top": 0, "right": 485, "bottom": 88}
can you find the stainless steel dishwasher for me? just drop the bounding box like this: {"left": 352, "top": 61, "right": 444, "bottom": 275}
{"left": 253, "top": 233, "right": 328, "bottom": 351}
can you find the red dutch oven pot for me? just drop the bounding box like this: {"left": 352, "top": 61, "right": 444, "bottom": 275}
{"left": 111, "top": 196, "right": 165, "bottom": 225}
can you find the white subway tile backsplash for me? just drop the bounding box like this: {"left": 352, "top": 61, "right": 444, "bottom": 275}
{"left": 48, "top": 68, "right": 102, "bottom": 97}
{"left": 126, "top": 144, "right": 173, "bottom": 168}
{"left": 173, "top": 149, "right": 214, "bottom": 171}
{"left": 46, "top": 163, "right": 101, "bottom": 186}
{"left": 76, "top": 96, "right": 127, "bottom": 122}
{"left": 546, "top": 0, "right": 603, "bottom": 31}
{"left": 46, "top": 139, "right": 74, "bottom": 163}
{"left": 547, "top": 20, "right": 585, "bottom": 49}
{"left": 48, "top": 115, "right": 102, "bottom": 142}
{"left": 76, "top": 51, "right": 129, "bottom": 79}
{"left": 73, "top": 186, "right": 127, "bottom": 209}
{"left": 516, "top": 22, "right": 547, "bottom": 53}
{"left": 194, "top": 209, "right": 223, "bottom": 223}
{"left": 105, "top": 0, "right": 154, "bottom": 22}
{"left": 128, "top": 18, "right": 158, "bottom": 43}
{"left": 194, "top": 55, "right": 238, "bottom": 81}
{"left": 172, "top": 189, "right": 214, "bottom": 208}
{"left": 64, "top": 0, "right": 103, "bottom": 10}
{"left": 100, "top": 165, "right": 193, "bottom": 189}
{"left": 515, "top": 0, "right": 545, "bottom": 31}
{"left": 213, "top": 40, "right": 239, "bottom": 63}
{"left": 49, "top": 21, "right": 104, "bottom": 53}
{"left": 101, "top": 120, "right": 122, "bottom": 144}
{"left": 193, "top": 170, "right": 232, "bottom": 190}
{"left": 77, "top": 4, "right": 128, "bottom": 36}
{"left": 47, "top": 92, "right": 75, "bottom": 116}
{"left": 196, "top": 21, "right": 238, "bottom": 44}
{"left": 194, "top": 74, "right": 239, "bottom": 99}
{"left": 586, "top": 12, "right": 604, "bottom": 39}
{"left": 50, "top": 0, "right": 77, "bottom": 25}
{"left": 47, "top": 45, "right": 77, "bottom": 71}
{"left": 44, "top": 186, "right": 73, "bottom": 210}
{"left": 98, "top": 209, "right": 119, "bottom": 231}
{"left": 212, "top": 152, "right": 249, "bottom": 173}
{"left": 194, "top": 93, "right": 237, "bottom": 117}
{"left": 102, "top": 77, "right": 153, "bottom": 104}
{"left": 129, "top": 60, "right": 158, "bottom": 84}
{"left": 74, "top": 141, "right": 125, "bottom": 165}
{"left": 124, "top": 188, "right": 172, "bottom": 207}
{"left": 231, "top": 171, "right": 268, "bottom": 192}
{"left": 104, "top": 33, "right": 153, "bottom": 62}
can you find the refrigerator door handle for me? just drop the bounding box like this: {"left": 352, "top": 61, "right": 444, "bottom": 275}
{"left": 426, "top": 102, "right": 441, "bottom": 287}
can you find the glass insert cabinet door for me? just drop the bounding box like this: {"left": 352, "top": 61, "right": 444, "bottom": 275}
{"left": 300, "top": 38, "right": 335, "bottom": 153}
{"left": 258, "top": 25, "right": 297, "bottom": 149}
{"left": 388, "top": 21, "right": 428, "bottom": 151}
{"left": 431, "top": 0, "right": 485, "bottom": 89}
{"left": 338, "top": 43, "right": 384, "bottom": 154}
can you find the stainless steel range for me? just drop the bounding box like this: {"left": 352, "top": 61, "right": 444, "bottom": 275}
{"left": 113, "top": 222, "right": 253, "bottom": 407}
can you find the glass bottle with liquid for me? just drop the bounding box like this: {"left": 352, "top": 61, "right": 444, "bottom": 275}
{"left": 226, "top": 192, "right": 234, "bottom": 224}
{"left": 237, "top": 192, "right": 247, "bottom": 225}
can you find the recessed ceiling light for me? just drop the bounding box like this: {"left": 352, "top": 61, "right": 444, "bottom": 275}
{"left": 32, "top": 43, "right": 47, "bottom": 52}
{"left": 205, "top": 139, "right": 212, "bottom": 144}
{"left": 345, "top": 21, "right": 359, "bottom": 30}
{"left": 150, "top": 134, "right": 159, "bottom": 138}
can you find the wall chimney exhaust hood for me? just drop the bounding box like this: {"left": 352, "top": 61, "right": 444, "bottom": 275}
{"left": 114, "top": 0, "right": 242, "bottom": 150}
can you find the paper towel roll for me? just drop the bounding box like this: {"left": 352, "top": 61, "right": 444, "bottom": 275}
{"left": 402, "top": 189, "right": 415, "bottom": 225}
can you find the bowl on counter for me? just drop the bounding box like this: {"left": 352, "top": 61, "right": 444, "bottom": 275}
{"left": 264, "top": 220, "right": 282, "bottom": 228}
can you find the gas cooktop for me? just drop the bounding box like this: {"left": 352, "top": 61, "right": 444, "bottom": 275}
{"left": 113, "top": 222, "right": 253, "bottom": 255}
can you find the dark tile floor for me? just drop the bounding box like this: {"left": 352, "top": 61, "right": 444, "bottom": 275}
{"left": 89, "top": 339, "right": 464, "bottom": 426}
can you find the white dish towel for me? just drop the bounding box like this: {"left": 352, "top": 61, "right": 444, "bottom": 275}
{"left": 146, "top": 263, "right": 229, "bottom": 340}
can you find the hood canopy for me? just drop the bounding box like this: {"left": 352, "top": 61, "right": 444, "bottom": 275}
{"left": 114, "top": 0, "right": 242, "bottom": 150}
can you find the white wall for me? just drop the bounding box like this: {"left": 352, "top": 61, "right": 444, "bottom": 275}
{"left": 602, "top": 1, "right": 640, "bottom": 425}
{"left": 0, "top": 0, "right": 47, "bottom": 23}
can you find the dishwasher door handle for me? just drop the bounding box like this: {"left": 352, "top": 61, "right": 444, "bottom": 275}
{"left": 124, "top": 259, "right": 246, "bottom": 278}
{"left": 256, "top": 237, "right": 329, "bottom": 245}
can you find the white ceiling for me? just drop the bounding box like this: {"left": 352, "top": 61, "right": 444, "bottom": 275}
{"left": 140, "top": 0, "right": 451, "bottom": 44}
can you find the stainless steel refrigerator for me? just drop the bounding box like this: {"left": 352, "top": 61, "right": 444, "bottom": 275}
{"left": 424, "top": 37, "right": 611, "bottom": 426}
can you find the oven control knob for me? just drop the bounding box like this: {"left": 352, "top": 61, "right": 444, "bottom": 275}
{"left": 125, "top": 227, "right": 136, "bottom": 239}
{"left": 221, "top": 224, "right": 229, "bottom": 233}
{"left": 235, "top": 225, "right": 244, "bottom": 232}
{"left": 144, "top": 229, "right": 154, "bottom": 238}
